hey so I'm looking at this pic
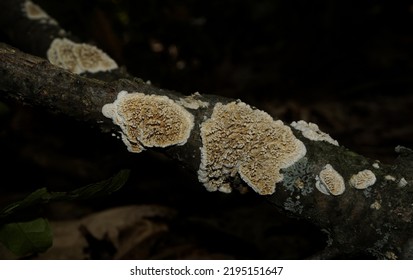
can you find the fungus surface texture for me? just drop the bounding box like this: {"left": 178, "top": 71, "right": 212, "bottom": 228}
{"left": 291, "top": 120, "right": 339, "bottom": 146}
{"left": 47, "top": 38, "right": 118, "bottom": 74}
{"left": 349, "top": 169, "right": 376, "bottom": 189}
{"left": 315, "top": 164, "right": 345, "bottom": 196}
{"left": 102, "top": 91, "right": 194, "bottom": 153}
{"left": 198, "top": 101, "right": 306, "bottom": 195}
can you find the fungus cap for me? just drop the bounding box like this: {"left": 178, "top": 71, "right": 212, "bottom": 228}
{"left": 349, "top": 169, "right": 376, "bottom": 190}
{"left": 198, "top": 101, "right": 306, "bottom": 195}
{"left": 315, "top": 164, "right": 345, "bottom": 196}
{"left": 291, "top": 120, "right": 338, "bottom": 146}
{"left": 102, "top": 91, "right": 194, "bottom": 153}
{"left": 47, "top": 38, "right": 118, "bottom": 74}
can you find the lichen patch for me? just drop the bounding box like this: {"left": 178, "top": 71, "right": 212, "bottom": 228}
{"left": 315, "top": 164, "right": 345, "bottom": 196}
{"left": 349, "top": 169, "right": 376, "bottom": 189}
{"left": 47, "top": 38, "right": 118, "bottom": 74}
{"left": 102, "top": 91, "right": 194, "bottom": 153}
{"left": 291, "top": 120, "right": 339, "bottom": 146}
{"left": 198, "top": 101, "right": 306, "bottom": 195}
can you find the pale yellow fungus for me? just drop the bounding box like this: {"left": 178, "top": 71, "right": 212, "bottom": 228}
{"left": 198, "top": 101, "right": 306, "bottom": 195}
{"left": 47, "top": 38, "right": 118, "bottom": 74}
{"left": 102, "top": 91, "right": 194, "bottom": 153}
{"left": 315, "top": 164, "right": 345, "bottom": 196}
{"left": 291, "top": 120, "right": 339, "bottom": 146}
{"left": 177, "top": 92, "right": 209, "bottom": 109}
{"left": 349, "top": 169, "right": 376, "bottom": 189}
{"left": 23, "top": 0, "right": 57, "bottom": 25}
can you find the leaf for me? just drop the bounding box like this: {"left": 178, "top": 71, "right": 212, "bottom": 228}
{"left": 0, "top": 169, "right": 130, "bottom": 220}
{"left": 0, "top": 218, "right": 53, "bottom": 256}
{"left": 68, "top": 169, "right": 130, "bottom": 199}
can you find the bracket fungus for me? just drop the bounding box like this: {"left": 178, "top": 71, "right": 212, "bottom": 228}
{"left": 315, "top": 164, "right": 345, "bottom": 196}
{"left": 349, "top": 169, "right": 376, "bottom": 190}
{"left": 198, "top": 101, "right": 306, "bottom": 195}
{"left": 102, "top": 91, "right": 194, "bottom": 153}
{"left": 291, "top": 120, "right": 339, "bottom": 146}
{"left": 22, "top": 0, "right": 57, "bottom": 25}
{"left": 47, "top": 38, "right": 118, "bottom": 74}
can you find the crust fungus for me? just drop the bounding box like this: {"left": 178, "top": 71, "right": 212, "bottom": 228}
{"left": 102, "top": 91, "right": 194, "bottom": 153}
{"left": 349, "top": 169, "right": 376, "bottom": 190}
{"left": 47, "top": 38, "right": 118, "bottom": 74}
{"left": 198, "top": 101, "right": 306, "bottom": 195}
{"left": 291, "top": 120, "right": 339, "bottom": 146}
{"left": 22, "top": 0, "right": 57, "bottom": 25}
{"left": 315, "top": 164, "right": 345, "bottom": 196}
{"left": 176, "top": 92, "right": 209, "bottom": 109}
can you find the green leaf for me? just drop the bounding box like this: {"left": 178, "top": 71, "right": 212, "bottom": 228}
{"left": 0, "top": 169, "right": 130, "bottom": 220}
{"left": 68, "top": 169, "right": 130, "bottom": 199}
{"left": 0, "top": 218, "right": 52, "bottom": 256}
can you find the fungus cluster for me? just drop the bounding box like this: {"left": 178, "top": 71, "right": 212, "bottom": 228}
{"left": 198, "top": 101, "right": 306, "bottom": 195}
{"left": 349, "top": 169, "right": 376, "bottom": 189}
{"left": 291, "top": 120, "right": 339, "bottom": 146}
{"left": 47, "top": 38, "right": 118, "bottom": 74}
{"left": 315, "top": 164, "right": 345, "bottom": 196}
{"left": 102, "top": 91, "right": 195, "bottom": 153}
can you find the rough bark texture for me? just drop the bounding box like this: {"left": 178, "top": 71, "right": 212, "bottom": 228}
{"left": 1, "top": 0, "right": 413, "bottom": 259}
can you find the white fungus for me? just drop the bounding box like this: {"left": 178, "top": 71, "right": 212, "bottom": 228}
{"left": 398, "top": 178, "right": 408, "bottom": 188}
{"left": 290, "top": 120, "right": 339, "bottom": 146}
{"left": 176, "top": 92, "right": 209, "bottom": 109}
{"left": 315, "top": 164, "right": 345, "bottom": 196}
{"left": 385, "top": 175, "right": 396, "bottom": 182}
{"left": 102, "top": 91, "right": 194, "bottom": 153}
{"left": 198, "top": 101, "right": 306, "bottom": 195}
{"left": 370, "top": 201, "right": 381, "bottom": 210}
{"left": 372, "top": 162, "right": 380, "bottom": 169}
{"left": 22, "top": 0, "right": 58, "bottom": 25}
{"left": 47, "top": 38, "right": 118, "bottom": 74}
{"left": 349, "top": 169, "right": 376, "bottom": 190}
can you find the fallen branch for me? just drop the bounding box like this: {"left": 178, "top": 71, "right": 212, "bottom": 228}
{"left": 1, "top": 0, "right": 413, "bottom": 260}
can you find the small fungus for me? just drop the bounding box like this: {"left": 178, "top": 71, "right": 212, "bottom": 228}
{"left": 102, "top": 91, "right": 194, "bottom": 153}
{"left": 198, "top": 101, "right": 306, "bottom": 195}
{"left": 398, "top": 178, "right": 408, "bottom": 188}
{"left": 349, "top": 169, "right": 376, "bottom": 190}
{"left": 372, "top": 162, "right": 380, "bottom": 169}
{"left": 22, "top": 0, "right": 57, "bottom": 25}
{"left": 370, "top": 201, "right": 381, "bottom": 210}
{"left": 385, "top": 175, "right": 396, "bottom": 182}
{"left": 47, "top": 38, "right": 118, "bottom": 74}
{"left": 315, "top": 164, "right": 345, "bottom": 196}
{"left": 290, "top": 120, "right": 339, "bottom": 146}
{"left": 177, "top": 92, "right": 209, "bottom": 109}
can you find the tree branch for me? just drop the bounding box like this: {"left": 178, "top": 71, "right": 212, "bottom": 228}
{"left": 1, "top": 0, "right": 413, "bottom": 260}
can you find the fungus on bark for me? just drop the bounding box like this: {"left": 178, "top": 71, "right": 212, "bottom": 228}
{"left": 291, "top": 120, "right": 339, "bottom": 146}
{"left": 198, "top": 101, "right": 306, "bottom": 195}
{"left": 102, "top": 91, "right": 194, "bottom": 153}
{"left": 349, "top": 169, "right": 377, "bottom": 190}
{"left": 176, "top": 92, "right": 209, "bottom": 109}
{"left": 22, "top": 0, "right": 57, "bottom": 25}
{"left": 315, "top": 164, "right": 345, "bottom": 196}
{"left": 47, "top": 38, "right": 118, "bottom": 74}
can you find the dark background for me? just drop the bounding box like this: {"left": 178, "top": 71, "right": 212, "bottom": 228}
{"left": 0, "top": 0, "right": 412, "bottom": 259}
